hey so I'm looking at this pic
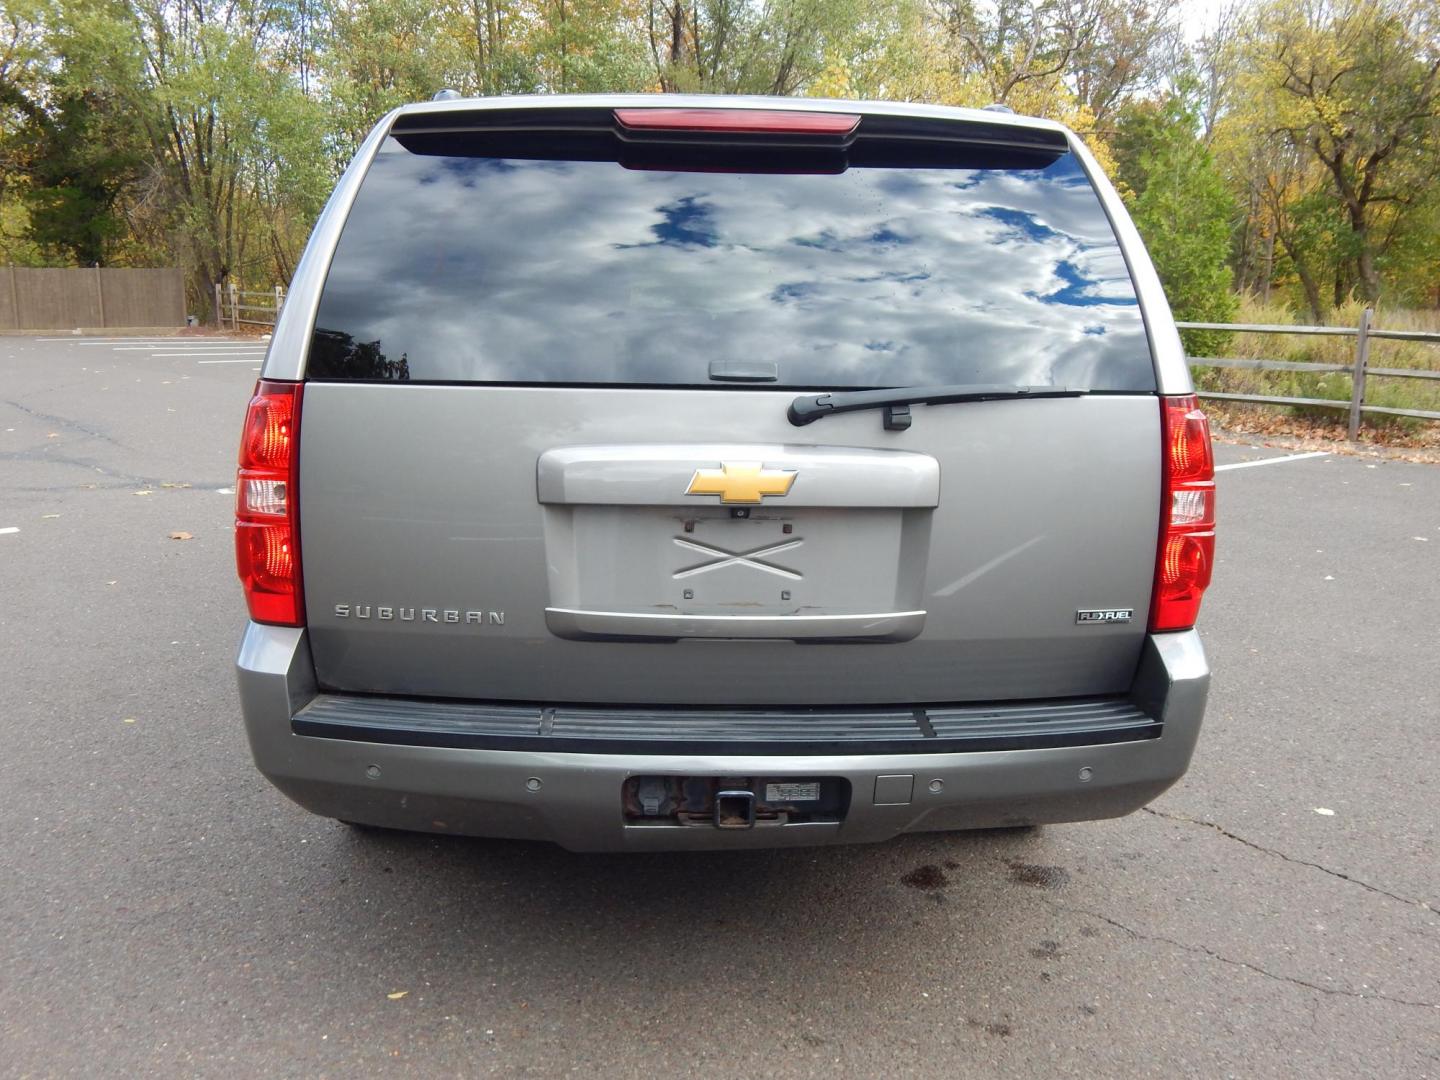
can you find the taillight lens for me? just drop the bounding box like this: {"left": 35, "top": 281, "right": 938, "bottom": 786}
{"left": 1150, "top": 395, "right": 1215, "bottom": 632}
{"left": 235, "top": 380, "right": 303, "bottom": 625}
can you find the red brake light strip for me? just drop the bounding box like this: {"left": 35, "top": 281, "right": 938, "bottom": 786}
{"left": 614, "top": 108, "right": 860, "bottom": 136}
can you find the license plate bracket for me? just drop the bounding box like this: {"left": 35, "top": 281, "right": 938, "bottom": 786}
{"left": 622, "top": 775, "right": 850, "bottom": 825}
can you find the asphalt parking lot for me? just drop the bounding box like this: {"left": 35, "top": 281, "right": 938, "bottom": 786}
{"left": 2, "top": 335, "right": 1437, "bottom": 1077}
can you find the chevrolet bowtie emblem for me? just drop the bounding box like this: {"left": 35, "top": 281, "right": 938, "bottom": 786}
{"left": 685, "top": 461, "right": 797, "bottom": 504}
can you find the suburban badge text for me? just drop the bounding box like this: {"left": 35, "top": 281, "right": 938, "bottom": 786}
{"left": 334, "top": 604, "right": 505, "bottom": 625}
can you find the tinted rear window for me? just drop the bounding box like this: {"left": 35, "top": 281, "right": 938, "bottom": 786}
{"left": 308, "top": 114, "right": 1154, "bottom": 391}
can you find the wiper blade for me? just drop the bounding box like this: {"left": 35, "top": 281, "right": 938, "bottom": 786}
{"left": 787, "top": 384, "right": 1087, "bottom": 426}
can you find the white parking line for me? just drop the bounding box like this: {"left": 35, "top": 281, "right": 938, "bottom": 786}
{"left": 53, "top": 343, "right": 259, "bottom": 351}
{"left": 147, "top": 351, "right": 263, "bottom": 358}
{"left": 194, "top": 358, "right": 266, "bottom": 364}
{"left": 1215, "top": 451, "right": 1332, "bottom": 472}
{"left": 0, "top": 526, "right": 19, "bottom": 535}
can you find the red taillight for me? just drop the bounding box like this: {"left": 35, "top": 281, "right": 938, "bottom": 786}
{"left": 614, "top": 108, "right": 860, "bottom": 136}
{"left": 1150, "top": 395, "right": 1215, "bottom": 632}
{"left": 235, "top": 380, "right": 304, "bottom": 626}
{"left": 242, "top": 392, "right": 293, "bottom": 468}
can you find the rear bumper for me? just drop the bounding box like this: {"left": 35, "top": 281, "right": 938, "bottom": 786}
{"left": 236, "top": 624, "right": 1208, "bottom": 852}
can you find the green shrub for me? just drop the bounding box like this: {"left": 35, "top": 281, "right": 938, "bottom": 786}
{"left": 1120, "top": 96, "right": 1239, "bottom": 358}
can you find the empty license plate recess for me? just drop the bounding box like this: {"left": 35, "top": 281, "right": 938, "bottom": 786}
{"left": 573, "top": 507, "right": 913, "bottom": 617}
{"left": 537, "top": 444, "right": 938, "bottom": 642}
{"left": 622, "top": 776, "right": 849, "bottom": 826}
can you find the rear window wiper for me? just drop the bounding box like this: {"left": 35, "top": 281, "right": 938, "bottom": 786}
{"left": 787, "top": 384, "right": 1087, "bottom": 427}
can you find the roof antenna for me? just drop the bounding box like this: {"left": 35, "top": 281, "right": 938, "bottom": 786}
{"left": 432, "top": 88, "right": 462, "bottom": 101}
{"left": 981, "top": 103, "right": 1015, "bottom": 113}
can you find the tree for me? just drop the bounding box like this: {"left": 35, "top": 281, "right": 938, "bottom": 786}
{"left": 323, "top": 0, "right": 466, "bottom": 156}
{"left": 445, "top": 0, "right": 534, "bottom": 95}
{"left": 1253, "top": 140, "right": 1339, "bottom": 319}
{"left": 527, "top": 0, "right": 649, "bottom": 93}
{"left": 643, "top": 0, "right": 868, "bottom": 95}
{"left": 929, "top": 0, "right": 1154, "bottom": 166}
{"left": 0, "top": 0, "right": 53, "bottom": 263}
{"left": 935, "top": 0, "right": 1093, "bottom": 106}
{"left": 1119, "top": 93, "right": 1238, "bottom": 354}
{"left": 1184, "top": 0, "right": 1245, "bottom": 142}
{"left": 1240, "top": 0, "right": 1440, "bottom": 304}
{"left": 807, "top": 0, "right": 962, "bottom": 102}
{"left": 16, "top": 89, "right": 145, "bottom": 265}
{"left": 1068, "top": 0, "right": 1178, "bottom": 125}
{"left": 56, "top": 0, "right": 330, "bottom": 311}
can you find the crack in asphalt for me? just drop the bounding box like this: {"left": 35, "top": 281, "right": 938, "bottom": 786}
{"left": 0, "top": 450, "right": 223, "bottom": 492}
{"left": 1142, "top": 806, "right": 1435, "bottom": 913}
{"left": 1049, "top": 900, "right": 1440, "bottom": 1012}
{"left": 2, "top": 398, "right": 122, "bottom": 446}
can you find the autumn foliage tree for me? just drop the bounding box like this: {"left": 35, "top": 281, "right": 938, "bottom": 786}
{"left": 1236, "top": 0, "right": 1440, "bottom": 306}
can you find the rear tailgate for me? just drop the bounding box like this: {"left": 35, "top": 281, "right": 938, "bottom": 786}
{"left": 299, "top": 388, "right": 1156, "bottom": 704}
{"left": 294, "top": 104, "right": 1162, "bottom": 706}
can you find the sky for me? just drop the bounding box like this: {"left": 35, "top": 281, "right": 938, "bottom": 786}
{"left": 1177, "top": 0, "right": 1233, "bottom": 43}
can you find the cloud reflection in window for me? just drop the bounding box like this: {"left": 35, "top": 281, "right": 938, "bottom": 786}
{"left": 311, "top": 142, "right": 1154, "bottom": 390}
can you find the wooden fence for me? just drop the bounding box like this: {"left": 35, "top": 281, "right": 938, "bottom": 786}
{"left": 0, "top": 266, "right": 186, "bottom": 330}
{"left": 216, "top": 282, "right": 285, "bottom": 329}
{"left": 1179, "top": 308, "right": 1440, "bottom": 438}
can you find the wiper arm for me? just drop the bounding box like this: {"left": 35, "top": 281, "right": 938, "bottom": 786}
{"left": 787, "top": 383, "right": 1087, "bottom": 427}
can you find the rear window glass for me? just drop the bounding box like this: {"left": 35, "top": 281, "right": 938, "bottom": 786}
{"left": 308, "top": 116, "right": 1154, "bottom": 391}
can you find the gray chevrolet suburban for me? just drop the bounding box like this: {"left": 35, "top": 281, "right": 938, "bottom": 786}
{"left": 234, "top": 94, "right": 1214, "bottom": 851}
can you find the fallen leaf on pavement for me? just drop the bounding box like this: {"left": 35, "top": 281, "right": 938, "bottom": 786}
{"left": 387, "top": 991, "right": 408, "bottom": 1000}
{"left": 132, "top": 490, "right": 152, "bottom": 497}
{"left": 169, "top": 531, "right": 194, "bottom": 540}
{"left": 160, "top": 482, "right": 190, "bottom": 489}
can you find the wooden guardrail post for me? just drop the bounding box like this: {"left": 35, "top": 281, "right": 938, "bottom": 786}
{"left": 228, "top": 281, "right": 239, "bottom": 331}
{"left": 214, "top": 283, "right": 223, "bottom": 328}
{"left": 1348, "top": 307, "right": 1373, "bottom": 440}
